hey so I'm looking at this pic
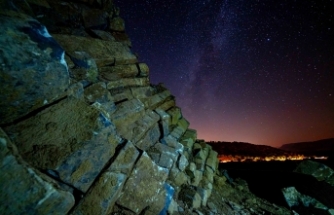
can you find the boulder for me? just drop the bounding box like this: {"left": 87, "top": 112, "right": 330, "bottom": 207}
{"left": 72, "top": 172, "right": 126, "bottom": 215}
{"left": 282, "top": 187, "right": 299, "bottom": 208}
{"left": 185, "top": 167, "right": 196, "bottom": 180}
{"left": 106, "top": 77, "right": 149, "bottom": 89}
{"left": 65, "top": 50, "right": 99, "bottom": 82}
{"left": 130, "top": 86, "right": 156, "bottom": 99}
{"left": 180, "top": 129, "right": 197, "bottom": 149}
{"left": 110, "top": 16, "right": 125, "bottom": 31}
{"left": 109, "top": 88, "right": 133, "bottom": 103}
{"left": 84, "top": 82, "right": 111, "bottom": 103}
{"left": 202, "top": 166, "right": 215, "bottom": 184}
{"left": 4, "top": 97, "right": 122, "bottom": 192}
{"left": 213, "top": 175, "right": 227, "bottom": 187}
{"left": 193, "top": 142, "right": 202, "bottom": 151}
{"left": 115, "top": 110, "right": 160, "bottom": 146}
{"left": 155, "top": 109, "right": 171, "bottom": 137}
{"left": 110, "top": 98, "right": 145, "bottom": 126}
{"left": 135, "top": 123, "right": 161, "bottom": 151}
{"left": 161, "top": 135, "right": 184, "bottom": 153}
{"left": 191, "top": 170, "right": 203, "bottom": 187}
{"left": 169, "top": 162, "right": 189, "bottom": 187}
{"left": 294, "top": 160, "right": 334, "bottom": 186}
{"left": 157, "top": 153, "right": 175, "bottom": 169}
{"left": 179, "top": 186, "right": 202, "bottom": 209}
{"left": 170, "top": 125, "right": 187, "bottom": 140}
{"left": 292, "top": 162, "right": 334, "bottom": 209}
{"left": 84, "top": 82, "right": 116, "bottom": 117}
{"left": 149, "top": 142, "right": 179, "bottom": 169}
{"left": 177, "top": 118, "right": 190, "bottom": 133}
{"left": 52, "top": 34, "right": 137, "bottom": 67}
{"left": 173, "top": 171, "right": 189, "bottom": 187}
{"left": 99, "top": 64, "right": 139, "bottom": 81}
{"left": 179, "top": 129, "right": 197, "bottom": 160}
{"left": 156, "top": 99, "right": 176, "bottom": 111}
{"left": 67, "top": 82, "right": 85, "bottom": 99}
{"left": 142, "top": 90, "right": 171, "bottom": 109}
{"left": 108, "top": 142, "right": 140, "bottom": 175}
{"left": 0, "top": 15, "right": 69, "bottom": 124}
{"left": 193, "top": 145, "right": 210, "bottom": 171}
{"left": 117, "top": 152, "right": 169, "bottom": 214}
{"left": 166, "top": 107, "right": 182, "bottom": 126}
{"left": 205, "top": 149, "right": 219, "bottom": 172}
{"left": 282, "top": 186, "right": 328, "bottom": 211}
{"left": 138, "top": 63, "right": 150, "bottom": 76}
{"left": 187, "top": 162, "right": 197, "bottom": 173}
{"left": 178, "top": 154, "right": 189, "bottom": 171}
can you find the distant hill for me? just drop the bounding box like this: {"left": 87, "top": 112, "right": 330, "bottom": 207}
{"left": 280, "top": 138, "right": 334, "bottom": 156}
{"left": 206, "top": 141, "right": 296, "bottom": 157}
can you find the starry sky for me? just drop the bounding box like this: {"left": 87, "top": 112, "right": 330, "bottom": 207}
{"left": 115, "top": 0, "right": 334, "bottom": 147}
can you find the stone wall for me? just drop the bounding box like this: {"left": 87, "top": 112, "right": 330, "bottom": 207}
{"left": 0, "top": 0, "right": 219, "bottom": 214}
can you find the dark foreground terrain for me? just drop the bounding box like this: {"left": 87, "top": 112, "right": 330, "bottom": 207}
{"left": 220, "top": 160, "right": 334, "bottom": 210}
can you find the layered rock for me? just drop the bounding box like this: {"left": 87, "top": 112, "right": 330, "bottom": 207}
{"left": 0, "top": 1, "right": 221, "bottom": 214}
{"left": 0, "top": 1, "right": 297, "bottom": 214}
{"left": 0, "top": 13, "right": 69, "bottom": 124}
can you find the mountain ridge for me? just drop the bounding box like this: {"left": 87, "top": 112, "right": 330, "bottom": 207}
{"left": 206, "top": 141, "right": 300, "bottom": 160}
{"left": 280, "top": 138, "right": 334, "bottom": 156}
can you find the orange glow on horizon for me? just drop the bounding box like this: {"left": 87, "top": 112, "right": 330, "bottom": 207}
{"left": 218, "top": 155, "right": 328, "bottom": 163}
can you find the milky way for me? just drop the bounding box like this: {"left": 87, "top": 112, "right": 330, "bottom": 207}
{"left": 116, "top": 0, "right": 334, "bottom": 147}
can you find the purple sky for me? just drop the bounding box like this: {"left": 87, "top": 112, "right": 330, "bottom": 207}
{"left": 116, "top": 0, "right": 334, "bottom": 147}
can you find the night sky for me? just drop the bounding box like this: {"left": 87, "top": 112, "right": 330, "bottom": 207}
{"left": 115, "top": 0, "right": 334, "bottom": 147}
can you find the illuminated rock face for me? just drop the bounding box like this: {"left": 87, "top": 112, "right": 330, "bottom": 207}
{"left": 0, "top": 129, "right": 75, "bottom": 215}
{"left": 0, "top": 1, "right": 220, "bottom": 214}
{"left": 0, "top": 1, "right": 308, "bottom": 214}
{"left": 0, "top": 15, "right": 69, "bottom": 124}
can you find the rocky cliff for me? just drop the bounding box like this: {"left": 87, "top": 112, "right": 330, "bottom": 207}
{"left": 0, "top": 1, "right": 292, "bottom": 214}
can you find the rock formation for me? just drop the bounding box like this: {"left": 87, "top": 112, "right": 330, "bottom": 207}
{"left": 0, "top": 0, "right": 293, "bottom": 214}
{"left": 282, "top": 160, "right": 334, "bottom": 215}
{"left": 0, "top": 1, "right": 219, "bottom": 214}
